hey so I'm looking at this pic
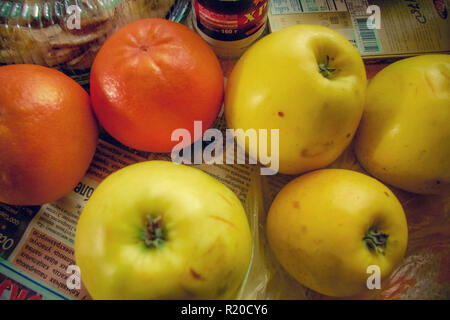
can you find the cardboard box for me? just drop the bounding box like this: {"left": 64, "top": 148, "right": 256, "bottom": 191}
{"left": 268, "top": 0, "right": 450, "bottom": 62}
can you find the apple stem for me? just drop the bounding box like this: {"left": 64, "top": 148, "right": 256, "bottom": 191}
{"left": 144, "top": 215, "right": 165, "bottom": 249}
{"left": 318, "top": 55, "right": 336, "bottom": 79}
{"left": 363, "top": 229, "right": 389, "bottom": 255}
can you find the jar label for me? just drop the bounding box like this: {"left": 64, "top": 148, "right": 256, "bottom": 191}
{"left": 193, "top": 0, "right": 268, "bottom": 41}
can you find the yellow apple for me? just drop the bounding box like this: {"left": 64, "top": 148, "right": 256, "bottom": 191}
{"left": 355, "top": 54, "right": 450, "bottom": 194}
{"left": 266, "top": 169, "right": 408, "bottom": 297}
{"left": 225, "top": 24, "right": 367, "bottom": 174}
{"left": 75, "top": 161, "right": 252, "bottom": 299}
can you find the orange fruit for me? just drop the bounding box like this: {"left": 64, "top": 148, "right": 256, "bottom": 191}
{"left": 90, "top": 18, "right": 224, "bottom": 153}
{"left": 0, "top": 64, "right": 98, "bottom": 205}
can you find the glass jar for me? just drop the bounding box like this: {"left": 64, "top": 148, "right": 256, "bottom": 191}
{"left": 191, "top": 0, "right": 269, "bottom": 58}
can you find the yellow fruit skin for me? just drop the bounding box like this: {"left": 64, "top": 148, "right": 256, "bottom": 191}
{"left": 266, "top": 169, "right": 408, "bottom": 297}
{"left": 225, "top": 24, "right": 367, "bottom": 174}
{"left": 355, "top": 54, "right": 450, "bottom": 195}
{"left": 75, "top": 161, "right": 252, "bottom": 300}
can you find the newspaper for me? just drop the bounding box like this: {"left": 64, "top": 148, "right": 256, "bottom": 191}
{"left": 1, "top": 25, "right": 449, "bottom": 303}
{"left": 268, "top": 0, "right": 450, "bottom": 61}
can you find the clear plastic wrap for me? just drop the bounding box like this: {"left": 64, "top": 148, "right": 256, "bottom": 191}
{"left": 0, "top": 0, "right": 181, "bottom": 85}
